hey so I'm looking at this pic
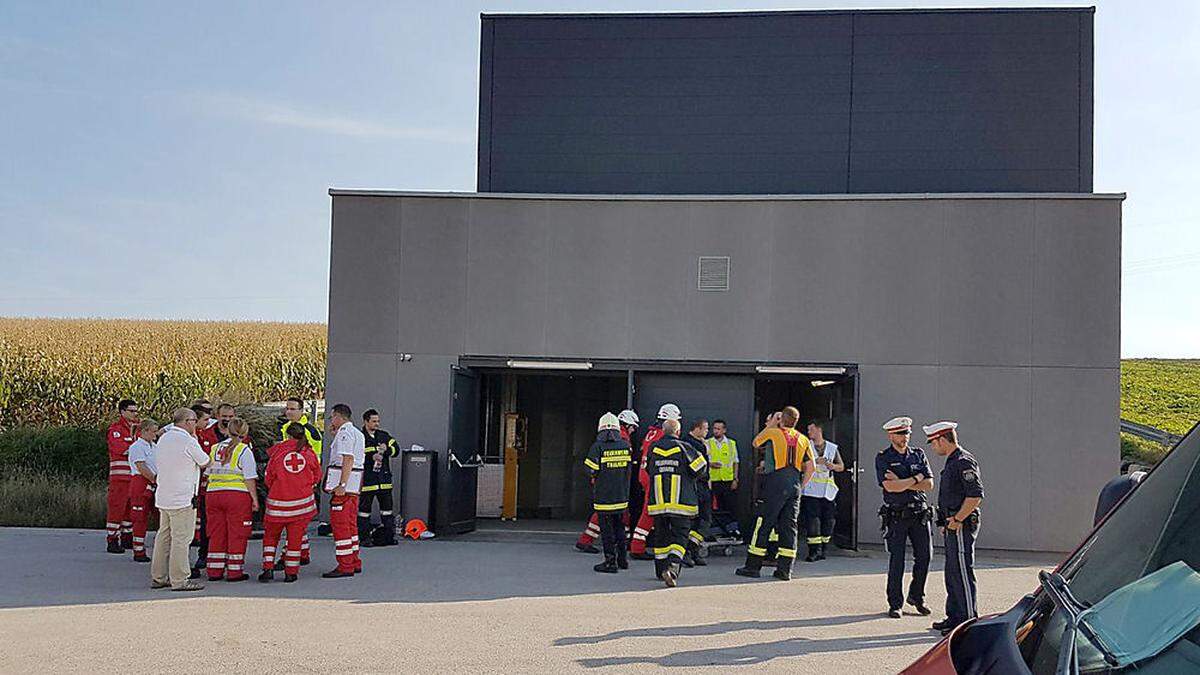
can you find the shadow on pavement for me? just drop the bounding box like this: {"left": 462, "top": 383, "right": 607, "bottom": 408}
{"left": 555, "top": 614, "right": 883, "bottom": 646}
{"left": 0, "top": 527, "right": 1047, "bottom": 610}
{"left": 575, "top": 631, "right": 940, "bottom": 668}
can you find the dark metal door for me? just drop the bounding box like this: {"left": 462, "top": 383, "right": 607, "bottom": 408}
{"left": 832, "top": 372, "right": 859, "bottom": 549}
{"left": 446, "top": 366, "right": 481, "bottom": 534}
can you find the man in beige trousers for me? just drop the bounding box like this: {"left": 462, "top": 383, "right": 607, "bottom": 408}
{"left": 150, "top": 407, "right": 211, "bottom": 590}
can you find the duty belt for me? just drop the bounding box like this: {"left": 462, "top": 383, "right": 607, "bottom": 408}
{"left": 935, "top": 508, "right": 981, "bottom": 528}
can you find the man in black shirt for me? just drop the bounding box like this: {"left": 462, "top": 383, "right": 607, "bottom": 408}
{"left": 926, "top": 421, "right": 985, "bottom": 636}
{"left": 875, "top": 416, "right": 934, "bottom": 618}
{"left": 584, "top": 413, "right": 633, "bottom": 573}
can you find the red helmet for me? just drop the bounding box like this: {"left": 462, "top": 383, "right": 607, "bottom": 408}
{"left": 404, "top": 519, "right": 427, "bottom": 540}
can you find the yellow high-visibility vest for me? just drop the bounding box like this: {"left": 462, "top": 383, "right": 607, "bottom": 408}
{"left": 207, "top": 442, "right": 251, "bottom": 492}
{"left": 705, "top": 436, "right": 738, "bottom": 482}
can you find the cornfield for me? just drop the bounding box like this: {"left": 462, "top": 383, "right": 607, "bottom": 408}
{"left": 0, "top": 318, "right": 326, "bottom": 429}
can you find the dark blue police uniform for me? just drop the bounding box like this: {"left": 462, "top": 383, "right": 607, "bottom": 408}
{"left": 938, "top": 447, "right": 985, "bottom": 625}
{"left": 875, "top": 445, "right": 934, "bottom": 612}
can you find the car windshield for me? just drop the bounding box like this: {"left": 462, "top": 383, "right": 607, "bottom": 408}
{"left": 1018, "top": 422, "right": 1200, "bottom": 673}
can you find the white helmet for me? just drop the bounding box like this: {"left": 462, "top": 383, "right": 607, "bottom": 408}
{"left": 598, "top": 412, "right": 621, "bottom": 432}
{"left": 656, "top": 403, "right": 682, "bottom": 421}
{"left": 617, "top": 409, "right": 640, "bottom": 427}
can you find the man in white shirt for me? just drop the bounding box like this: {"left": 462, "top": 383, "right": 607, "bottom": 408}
{"left": 150, "top": 408, "right": 211, "bottom": 591}
{"left": 323, "top": 403, "right": 366, "bottom": 579}
{"left": 802, "top": 419, "right": 844, "bottom": 562}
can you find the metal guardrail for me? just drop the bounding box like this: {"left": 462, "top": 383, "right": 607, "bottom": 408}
{"left": 1120, "top": 419, "right": 1183, "bottom": 446}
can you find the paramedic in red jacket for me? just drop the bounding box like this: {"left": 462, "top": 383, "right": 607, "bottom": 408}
{"left": 258, "top": 425, "right": 321, "bottom": 583}
{"left": 106, "top": 399, "right": 140, "bottom": 553}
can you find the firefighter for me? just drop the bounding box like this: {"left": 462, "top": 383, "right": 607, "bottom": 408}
{"left": 575, "top": 409, "right": 639, "bottom": 554}
{"left": 629, "top": 404, "right": 678, "bottom": 559}
{"left": 736, "top": 407, "right": 814, "bottom": 581}
{"left": 926, "top": 421, "right": 985, "bottom": 636}
{"left": 682, "top": 418, "right": 711, "bottom": 568}
{"left": 584, "top": 412, "right": 632, "bottom": 573}
{"left": 127, "top": 418, "right": 159, "bottom": 562}
{"left": 359, "top": 408, "right": 399, "bottom": 547}
{"left": 646, "top": 418, "right": 706, "bottom": 588}
{"left": 323, "top": 403, "right": 365, "bottom": 579}
{"left": 105, "top": 399, "right": 140, "bottom": 553}
{"left": 802, "top": 418, "right": 844, "bottom": 562}
{"left": 203, "top": 418, "right": 258, "bottom": 582}
{"left": 876, "top": 416, "right": 934, "bottom": 619}
{"left": 279, "top": 397, "right": 322, "bottom": 566}
{"left": 259, "top": 424, "right": 322, "bottom": 583}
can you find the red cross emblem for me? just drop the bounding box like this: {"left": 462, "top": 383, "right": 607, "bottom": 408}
{"left": 283, "top": 451, "right": 306, "bottom": 474}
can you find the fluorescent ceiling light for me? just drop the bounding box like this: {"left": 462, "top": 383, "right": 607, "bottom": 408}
{"left": 810, "top": 380, "right": 836, "bottom": 388}
{"left": 506, "top": 360, "right": 593, "bottom": 370}
{"left": 756, "top": 365, "right": 846, "bottom": 376}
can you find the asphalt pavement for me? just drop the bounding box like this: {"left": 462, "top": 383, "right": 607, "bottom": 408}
{"left": 0, "top": 525, "right": 1056, "bottom": 673}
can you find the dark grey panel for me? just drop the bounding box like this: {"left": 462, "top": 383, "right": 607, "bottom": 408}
{"left": 328, "top": 197, "right": 401, "bottom": 354}
{"left": 480, "top": 12, "right": 852, "bottom": 195}
{"left": 633, "top": 373, "right": 755, "bottom": 464}
{"left": 848, "top": 10, "right": 1085, "bottom": 194}
{"left": 478, "top": 9, "right": 1092, "bottom": 195}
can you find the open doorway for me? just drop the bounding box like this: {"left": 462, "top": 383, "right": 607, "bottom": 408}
{"left": 754, "top": 371, "right": 858, "bottom": 549}
{"left": 476, "top": 370, "right": 627, "bottom": 520}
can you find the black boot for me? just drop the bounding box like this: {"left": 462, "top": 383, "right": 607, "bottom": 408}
{"left": 616, "top": 548, "right": 628, "bottom": 570}
{"left": 654, "top": 558, "right": 666, "bottom": 580}
{"left": 805, "top": 544, "right": 819, "bottom": 562}
{"left": 773, "top": 557, "right": 794, "bottom": 581}
{"left": 258, "top": 570, "right": 273, "bottom": 583}
{"left": 663, "top": 561, "right": 680, "bottom": 587}
{"left": 575, "top": 542, "right": 600, "bottom": 554}
{"left": 735, "top": 554, "right": 763, "bottom": 578}
{"left": 106, "top": 539, "right": 124, "bottom": 554}
{"left": 593, "top": 556, "right": 619, "bottom": 574}
{"left": 817, "top": 543, "right": 827, "bottom": 561}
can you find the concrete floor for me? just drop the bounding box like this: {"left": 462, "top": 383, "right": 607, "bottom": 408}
{"left": 0, "top": 525, "right": 1058, "bottom": 673}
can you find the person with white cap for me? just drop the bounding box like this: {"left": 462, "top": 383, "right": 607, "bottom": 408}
{"left": 925, "top": 421, "right": 985, "bottom": 636}
{"left": 575, "top": 409, "right": 639, "bottom": 554}
{"left": 583, "top": 413, "right": 633, "bottom": 573}
{"left": 875, "top": 415, "right": 934, "bottom": 618}
{"left": 629, "top": 404, "right": 681, "bottom": 559}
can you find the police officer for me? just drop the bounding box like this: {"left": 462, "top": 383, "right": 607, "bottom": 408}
{"left": 925, "top": 421, "right": 985, "bottom": 636}
{"left": 646, "top": 418, "right": 707, "bottom": 588}
{"left": 875, "top": 416, "right": 934, "bottom": 618}
{"left": 736, "top": 406, "right": 815, "bottom": 581}
{"left": 359, "top": 409, "right": 400, "bottom": 547}
{"left": 583, "top": 413, "right": 632, "bottom": 573}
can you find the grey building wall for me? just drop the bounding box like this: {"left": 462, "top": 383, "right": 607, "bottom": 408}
{"left": 326, "top": 191, "right": 1122, "bottom": 552}
{"left": 478, "top": 8, "right": 1093, "bottom": 195}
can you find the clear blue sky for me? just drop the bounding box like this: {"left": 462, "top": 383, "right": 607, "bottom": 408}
{"left": 1, "top": 1, "right": 1196, "bottom": 357}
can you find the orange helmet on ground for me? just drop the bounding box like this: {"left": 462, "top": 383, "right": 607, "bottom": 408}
{"left": 404, "top": 519, "right": 427, "bottom": 540}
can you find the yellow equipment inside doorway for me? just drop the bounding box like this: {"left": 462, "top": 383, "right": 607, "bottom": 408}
{"left": 502, "top": 413, "right": 525, "bottom": 521}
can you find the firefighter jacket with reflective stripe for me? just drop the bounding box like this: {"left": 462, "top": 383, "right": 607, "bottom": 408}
{"left": 206, "top": 441, "right": 254, "bottom": 493}
{"left": 584, "top": 431, "right": 632, "bottom": 512}
{"left": 362, "top": 427, "right": 398, "bottom": 492}
{"left": 280, "top": 415, "right": 323, "bottom": 459}
{"left": 802, "top": 439, "right": 839, "bottom": 500}
{"left": 107, "top": 419, "right": 137, "bottom": 478}
{"left": 705, "top": 436, "right": 738, "bottom": 482}
{"left": 262, "top": 440, "right": 321, "bottom": 523}
{"left": 646, "top": 437, "right": 707, "bottom": 517}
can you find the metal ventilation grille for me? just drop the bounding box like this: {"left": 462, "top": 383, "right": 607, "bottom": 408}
{"left": 697, "top": 256, "right": 730, "bottom": 291}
